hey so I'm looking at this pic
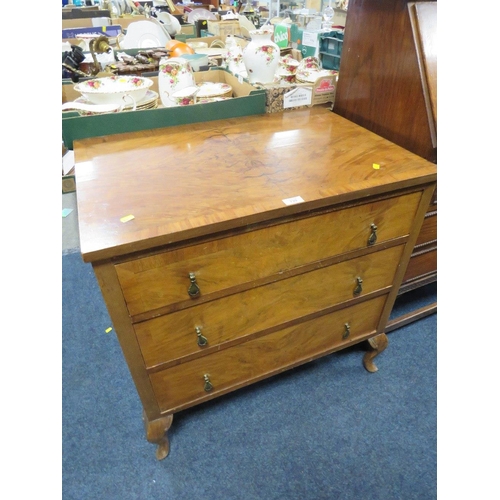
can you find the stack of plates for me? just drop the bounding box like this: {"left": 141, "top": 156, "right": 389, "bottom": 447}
{"left": 196, "top": 96, "right": 232, "bottom": 104}
{"left": 74, "top": 90, "right": 159, "bottom": 116}
{"left": 295, "top": 56, "right": 337, "bottom": 84}
{"left": 196, "top": 82, "right": 233, "bottom": 99}
{"left": 296, "top": 69, "right": 337, "bottom": 83}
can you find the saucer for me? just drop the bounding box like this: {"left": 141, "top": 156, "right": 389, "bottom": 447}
{"left": 296, "top": 69, "right": 336, "bottom": 84}
{"left": 74, "top": 90, "right": 159, "bottom": 115}
{"left": 196, "top": 82, "right": 232, "bottom": 98}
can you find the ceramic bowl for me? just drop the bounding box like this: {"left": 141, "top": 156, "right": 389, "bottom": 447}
{"left": 187, "top": 41, "right": 208, "bottom": 50}
{"left": 180, "top": 53, "right": 209, "bottom": 71}
{"left": 169, "top": 41, "right": 196, "bottom": 58}
{"left": 74, "top": 76, "right": 153, "bottom": 105}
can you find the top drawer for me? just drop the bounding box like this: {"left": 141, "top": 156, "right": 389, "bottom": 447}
{"left": 115, "top": 191, "right": 422, "bottom": 316}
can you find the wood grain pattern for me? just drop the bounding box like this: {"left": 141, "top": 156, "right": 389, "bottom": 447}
{"left": 74, "top": 105, "right": 437, "bottom": 459}
{"left": 373, "top": 184, "right": 436, "bottom": 336}
{"left": 134, "top": 245, "right": 404, "bottom": 369}
{"left": 334, "top": 0, "right": 437, "bottom": 162}
{"left": 92, "top": 261, "right": 161, "bottom": 419}
{"left": 412, "top": 2, "right": 437, "bottom": 127}
{"left": 74, "top": 105, "right": 437, "bottom": 262}
{"left": 403, "top": 247, "right": 437, "bottom": 283}
{"left": 149, "top": 296, "right": 388, "bottom": 414}
{"left": 414, "top": 211, "right": 436, "bottom": 247}
{"left": 115, "top": 192, "right": 421, "bottom": 316}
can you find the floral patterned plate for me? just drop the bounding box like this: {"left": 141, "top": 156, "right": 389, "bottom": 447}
{"left": 296, "top": 69, "right": 337, "bottom": 84}
{"left": 72, "top": 90, "right": 158, "bottom": 116}
{"left": 196, "top": 82, "right": 233, "bottom": 98}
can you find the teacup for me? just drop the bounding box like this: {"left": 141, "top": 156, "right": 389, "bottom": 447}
{"left": 277, "top": 56, "right": 300, "bottom": 74}
{"left": 298, "top": 56, "right": 321, "bottom": 71}
{"left": 275, "top": 73, "right": 296, "bottom": 84}
{"left": 170, "top": 86, "right": 199, "bottom": 106}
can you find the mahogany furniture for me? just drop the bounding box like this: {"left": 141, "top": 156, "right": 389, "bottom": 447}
{"left": 74, "top": 105, "right": 437, "bottom": 460}
{"left": 334, "top": 0, "right": 437, "bottom": 328}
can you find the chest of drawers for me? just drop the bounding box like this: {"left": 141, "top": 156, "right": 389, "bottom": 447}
{"left": 74, "top": 105, "right": 437, "bottom": 460}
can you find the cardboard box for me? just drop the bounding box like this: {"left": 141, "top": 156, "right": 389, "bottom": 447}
{"left": 179, "top": 24, "right": 196, "bottom": 36}
{"left": 261, "top": 73, "right": 338, "bottom": 113}
{"left": 207, "top": 20, "right": 241, "bottom": 37}
{"left": 62, "top": 18, "right": 95, "bottom": 29}
{"left": 62, "top": 69, "right": 266, "bottom": 149}
{"left": 299, "top": 30, "right": 322, "bottom": 58}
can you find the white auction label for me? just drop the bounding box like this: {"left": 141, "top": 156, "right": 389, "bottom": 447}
{"left": 284, "top": 87, "right": 312, "bottom": 108}
{"left": 282, "top": 196, "right": 305, "bottom": 206}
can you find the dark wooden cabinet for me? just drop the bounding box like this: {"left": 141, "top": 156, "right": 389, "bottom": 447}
{"left": 334, "top": 0, "right": 437, "bottom": 163}
{"left": 334, "top": 0, "right": 437, "bottom": 325}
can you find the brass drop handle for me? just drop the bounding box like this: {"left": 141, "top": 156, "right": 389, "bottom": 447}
{"left": 188, "top": 272, "right": 200, "bottom": 298}
{"left": 353, "top": 277, "right": 363, "bottom": 296}
{"left": 368, "top": 223, "right": 378, "bottom": 246}
{"left": 203, "top": 374, "right": 213, "bottom": 392}
{"left": 195, "top": 326, "right": 208, "bottom": 347}
{"left": 343, "top": 323, "right": 351, "bottom": 339}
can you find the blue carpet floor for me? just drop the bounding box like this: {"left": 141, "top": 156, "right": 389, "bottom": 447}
{"left": 62, "top": 251, "right": 437, "bottom": 500}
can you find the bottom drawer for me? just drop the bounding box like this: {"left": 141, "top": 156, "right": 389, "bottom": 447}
{"left": 150, "top": 295, "right": 387, "bottom": 413}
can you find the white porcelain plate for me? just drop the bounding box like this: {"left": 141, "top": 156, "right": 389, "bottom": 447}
{"left": 196, "top": 82, "right": 232, "bottom": 98}
{"left": 296, "top": 69, "right": 336, "bottom": 84}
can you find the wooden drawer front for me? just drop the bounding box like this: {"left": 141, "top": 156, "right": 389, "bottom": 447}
{"left": 415, "top": 212, "right": 436, "bottom": 247}
{"left": 403, "top": 248, "right": 437, "bottom": 283}
{"left": 429, "top": 186, "right": 437, "bottom": 211}
{"left": 150, "top": 295, "right": 387, "bottom": 413}
{"left": 135, "top": 245, "right": 404, "bottom": 368}
{"left": 116, "top": 192, "right": 421, "bottom": 316}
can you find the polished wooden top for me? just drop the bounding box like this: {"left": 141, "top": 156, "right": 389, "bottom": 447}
{"left": 74, "top": 105, "right": 437, "bottom": 262}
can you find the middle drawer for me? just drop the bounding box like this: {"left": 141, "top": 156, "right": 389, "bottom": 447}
{"left": 134, "top": 245, "right": 404, "bottom": 369}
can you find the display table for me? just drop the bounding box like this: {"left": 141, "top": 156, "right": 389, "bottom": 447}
{"left": 74, "top": 105, "right": 437, "bottom": 460}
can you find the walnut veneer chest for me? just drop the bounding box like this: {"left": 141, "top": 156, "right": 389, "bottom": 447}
{"left": 74, "top": 105, "right": 437, "bottom": 460}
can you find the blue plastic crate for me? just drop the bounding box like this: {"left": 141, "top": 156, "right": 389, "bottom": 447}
{"left": 319, "top": 33, "right": 344, "bottom": 56}
{"left": 319, "top": 30, "right": 344, "bottom": 70}
{"left": 320, "top": 52, "right": 341, "bottom": 71}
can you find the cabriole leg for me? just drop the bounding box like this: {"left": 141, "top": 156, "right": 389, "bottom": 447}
{"left": 363, "top": 333, "right": 389, "bottom": 373}
{"left": 143, "top": 411, "right": 174, "bottom": 460}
